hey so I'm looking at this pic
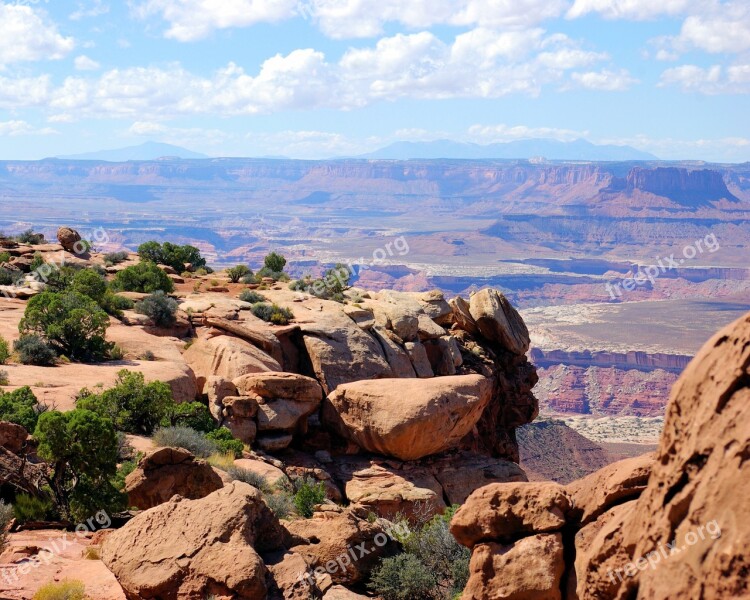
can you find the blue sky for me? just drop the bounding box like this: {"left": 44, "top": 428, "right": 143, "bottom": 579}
{"left": 0, "top": 0, "right": 748, "bottom": 161}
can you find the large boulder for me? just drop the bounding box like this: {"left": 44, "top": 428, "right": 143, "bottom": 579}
{"left": 184, "top": 335, "right": 281, "bottom": 394}
{"left": 323, "top": 374, "right": 492, "bottom": 461}
{"left": 56, "top": 226, "right": 82, "bottom": 252}
{"left": 124, "top": 447, "right": 224, "bottom": 510}
{"left": 101, "top": 482, "right": 288, "bottom": 600}
{"left": 429, "top": 453, "right": 528, "bottom": 505}
{"left": 463, "top": 534, "right": 565, "bottom": 600}
{"left": 450, "top": 482, "right": 570, "bottom": 548}
{"left": 301, "top": 311, "right": 392, "bottom": 394}
{"left": 469, "top": 289, "right": 530, "bottom": 355}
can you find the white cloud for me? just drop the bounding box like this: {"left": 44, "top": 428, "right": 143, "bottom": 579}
{"left": 659, "top": 63, "right": 750, "bottom": 93}
{"left": 567, "top": 0, "right": 692, "bottom": 20}
{"left": 677, "top": 2, "right": 750, "bottom": 54}
{"left": 134, "top": 0, "right": 298, "bottom": 41}
{"left": 468, "top": 124, "right": 589, "bottom": 143}
{"left": 569, "top": 68, "right": 638, "bottom": 90}
{"left": 0, "top": 120, "right": 57, "bottom": 136}
{"left": 0, "top": 3, "right": 75, "bottom": 66}
{"left": 3, "top": 28, "right": 623, "bottom": 117}
{"left": 309, "top": 0, "right": 568, "bottom": 39}
{"left": 74, "top": 55, "right": 101, "bottom": 71}
{"left": 0, "top": 75, "right": 52, "bottom": 109}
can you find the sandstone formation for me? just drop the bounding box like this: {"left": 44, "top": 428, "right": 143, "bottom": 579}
{"left": 469, "top": 289, "right": 530, "bottom": 355}
{"left": 123, "top": 447, "right": 224, "bottom": 510}
{"left": 184, "top": 334, "right": 281, "bottom": 393}
{"left": 101, "top": 482, "right": 288, "bottom": 600}
{"left": 56, "top": 226, "right": 82, "bottom": 252}
{"left": 0, "top": 420, "right": 28, "bottom": 454}
{"left": 323, "top": 374, "right": 492, "bottom": 460}
{"left": 453, "top": 310, "right": 750, "bottom": 600}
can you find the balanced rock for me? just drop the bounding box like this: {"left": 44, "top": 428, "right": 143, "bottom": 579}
{"left": 102, "top": 482, "right": 288, "bottom": 600}
{"left": 124, "top": 447, "right": 224, "bottom": 510}
{"left": 469, "top": 289, "right": 530, "bottom": 355}
{"left": 323, "top": 374, "right": 492, "bottom": 461}
{"left": 56, "top": 227, "right": 82, "bottom": 252}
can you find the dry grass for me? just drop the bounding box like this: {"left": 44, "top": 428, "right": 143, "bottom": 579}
{"left": 33, "top": 580, "right": 87, "bottom": 600}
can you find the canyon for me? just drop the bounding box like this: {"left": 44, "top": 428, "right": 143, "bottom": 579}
{"left": 2, "top": 158, "right": 749, "bottom": 434}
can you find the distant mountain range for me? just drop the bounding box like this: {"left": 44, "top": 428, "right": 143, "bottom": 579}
{"left": 357, "top": 138, "right": 658, "bottom": 161}
{"left": 56, "top": 141, "right": 208, "bottom": 161}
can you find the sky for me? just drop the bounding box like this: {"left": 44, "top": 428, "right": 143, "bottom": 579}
{"left": 0, "top": 0, "right": 748, "bottom": 161}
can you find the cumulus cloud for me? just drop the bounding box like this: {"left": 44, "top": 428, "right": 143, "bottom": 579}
{"left": 0, "top": 3, "right": 75, "bottom": 66}
{"left": 567, "top": 0, "right": 692, "bottom": 20}
{"left": 2, "top": 28, "right": 621, "bottom": 118}
{"left": 677, "top": 1, "right": 750, "bottom": 54}
{"left": 133, "top": 0, "right": 298, "bottom": 41}
{"left": 659, "top": 63, "right": 750, "bottom": 93}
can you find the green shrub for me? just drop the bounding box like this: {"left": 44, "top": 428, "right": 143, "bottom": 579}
{"left": 135, "top": 291, "right": 178, "bottom": 327}
{"left": 20, "top": 291, "right": 112, "bottom": 362}
{"left": 12, "top": 494, "right": 57, "bottom": 523}
{"left": 265, "top": 492, "right": 294, "bottom": 520}
{"left": 226, "top": 265, "right": 251, "bottom": 283}
{"left": 263, "top": 252, "right": 287, "bottom": 273}
{"left": 167, "top": 401, "right": 216, "bottom": 433}
{"left": 0, "top": 386, "right": 41, "bottom": 431}
{"left": 0, "top": 335, "right": 9, "bottom": 364}
{"left": 369, "top": 553, "right": 439, "bottom": 600}
{"left": 293, "top": 478, "right": 327, "bottom": 518}
{"left": 69, "top": 269, "right": 107, "bottom": 303}
{"left": 16, "top": 229, "right": 45, "bottom": 245}
{"left": 0, "top": 268, "right": 15, "bottom": 286}
{"left": 250, "top": 303, "right": 294, "bottom": 325}
{"left": 139, "top": 350, "right": 156, "bottom": 361}
{"left": 240, "top": 274, "right": 256, "bottom": 284}
{"left": 0, "top": 500, "right": 13, "bottom": 553}
{"left": 205, "top": 427, "right": 244, "bottom": 457}
{"left": 14, "top": 335, "right": 57, "bottom": 366}
{"left": 137, "top": 241, "right": 206, "bottom": 273}
{"left": 30, "top": 253, "right": 45, "bottom": 272}
{"left": 112, "top": 262, "right": 174, "bottom": 294}
{"left": 32, "top": 579, "right": 86, "bottom": 600}
{"left": 239, "top": 290, "right": 265, "bottom": 304}
{"left": 152, "top": 426, "right": 218, "bottom": 458}
{"left": 77, "top": 370, "right": 174, "bottom": 435}
{"left": 99, "top": 292, "right": 133, "bottom": 317}
{"left": 0, "top": 370, "right": 8, "bottom": 385}
{"left": 112, "top": 459, "right": 139, "bottom": 491}
{"left": 0, "top": 251, "right": 10, "bottom": 264}
{"left": 43, "top": 265, "right": 78, "bottom": 293}
{"left": 34, "top": 409, "right": 122, "bottom": 522}
{"left": 103, "top": 251, "right": 129, "bottom": 266}
{"left": 226, "top": 466, "right": 271, "bottom": 493}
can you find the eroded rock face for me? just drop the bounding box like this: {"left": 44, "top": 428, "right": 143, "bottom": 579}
{"left": 469, "top": 289, "right": 530, "bottom": 355}
{"left": 102, "top": 482, "right": 288, "bottom": 600}
{"left": 455, "top": 311, "right": 750, "bottom": 600}
{"left": 323, "top": 374, "right": 492, "bottom": 461}
{"left": 463, "top": 534, "right": 565, "bottom": 600}
{"left": 124, "top": 447, "right": 224, "bottom": 510}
